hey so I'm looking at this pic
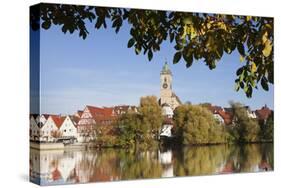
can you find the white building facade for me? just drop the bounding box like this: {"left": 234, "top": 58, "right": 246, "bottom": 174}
{"left": 59, "top": 116, "right": 78, "bottom": 139}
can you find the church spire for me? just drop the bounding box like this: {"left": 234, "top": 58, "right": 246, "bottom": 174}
{"left": 161, "top": 60, "right": 172, "bottom": 75}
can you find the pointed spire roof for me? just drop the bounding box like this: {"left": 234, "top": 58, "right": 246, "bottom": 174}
{"left": 161, "top": 61, "right": 172, "bottom": 75}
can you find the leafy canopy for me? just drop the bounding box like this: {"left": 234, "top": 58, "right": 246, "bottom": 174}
{"left": 173, "top": 104, "right": 226, "bottom": 145}
{"left": 31, "top": 4, "right": 274, "bottom": 98}
{"left": 229, "top": 102, "right": 260, "bottom": 142}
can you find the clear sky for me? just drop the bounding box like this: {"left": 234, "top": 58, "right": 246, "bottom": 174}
{"left": 34, "top": 19, "right": 273, "bottom": 114}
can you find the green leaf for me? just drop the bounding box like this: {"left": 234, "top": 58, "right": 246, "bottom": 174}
{"left": 205, "top": 59, "right": 216, "bottom": 70}
{"left": 237, "top": 43, "right": 245, "bottom": 56}
{"left": 42, "top": 21, "right": 51, "bottom": 30}
{"left": 183, "top": 52, "right": 193, "bottom": 68}
{"left": 239, "top": 71, "right": 245, "bottom": 82}
{"left": 174, "top": 44, "right": 183, "bottom": 51}
{"left": 95, "top": 18, "right": 103, "bottom": 29}
{"left": 173, "top": 52, "right": 182, "bottom": 64}
{"left": 250, "top": 79, "right": 256, "bottom": 88}
{"left": 246, "top": 85, "right": 252, "bottom": 98}
{"left": 135, "top": 46, "right": 141, "bottom": 55}
{"left": 261, "top": 77, "right": 269, "bottom": 91}
{"left": 61, "top": 25, "right": 67, "bottom": 33}
{"left": 268, "top": 70, "right": 274, "bottom": 84}
{"left": 243, "top": 85, "right": 248, "bottom": 93}
{"left": 148, "top": 50, "right": 153, "bottom": 61}
{"left": 127, "top": 38, "right": 135, "bottom": 48}
{"left": 239, "top": 82, "right": 244, "bottom": 89}
{"left": 236, "top": 67, "right": 243, "bottom": 76}
{"left": 170, "top": 32, "right": 175, "bottom": 43}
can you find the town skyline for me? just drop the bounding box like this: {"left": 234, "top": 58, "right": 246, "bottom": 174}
{"left": 33, "top": 20, "right": 274, "bottom": 114}
{"left": 29, "top": 5, "right": 274, "bottom": 186}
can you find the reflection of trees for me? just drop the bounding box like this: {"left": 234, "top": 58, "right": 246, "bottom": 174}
{"left": 174, "top": 145, "right": 230, "bottom": 176}
{"left": 260, "top": 143, "right": 274, "bottom": 170}
{"left": 30, "top": 143, "right": 273, "bottom": 185}
{"left": 173, "top": 144, "right": 273, "bottom": 176}
{"left": 222, "top": 144, "right": 273, "bottom": 173}
{"left": 120, "top": 149, "right": 163, "bottom": 179}
{"left": 238, "top": 144, "right": 262, "bottom": 172}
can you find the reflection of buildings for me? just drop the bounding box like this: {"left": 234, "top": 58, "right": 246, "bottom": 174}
{"left": 30, "top": 149, "right": 64, "bottom": 184}
{"left": 259, "top": 160, "right": 272, "bottom": 171}
{"left": 159, "top": 149, "right": 174, "bottom": 178}
{"left": 30, "top": 149, "right": 122, "bottom": 185}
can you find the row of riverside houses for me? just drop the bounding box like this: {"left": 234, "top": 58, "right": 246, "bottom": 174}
{"left": 30, "top": 103, "right": 271, "bottom": 143}
{"left": 205, "top": 104, "right": 273, "bottom": 126}
{"left": 30, "top": 105, "right": 138, "bottom": 143}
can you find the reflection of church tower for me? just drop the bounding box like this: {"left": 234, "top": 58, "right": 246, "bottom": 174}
{"left": 159, "top": 62, "right": 181, "bottom": 110}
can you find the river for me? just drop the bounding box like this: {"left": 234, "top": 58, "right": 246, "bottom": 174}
{"left": 30, "top": 143, "right": 273, "bottom": 185}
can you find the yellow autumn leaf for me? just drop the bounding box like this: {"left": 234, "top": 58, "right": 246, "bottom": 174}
{"left": 251, "top": 62, "right": 257, "bottom": 73}
{"left": 262, "top": 40, "right": 272, "bottom": 57}
{"left": 262, "top": 31, "right": 268, "bottom": 44}
{"left": 240, "top": 55, "right": 244, "bottom": 62}
{"left": 246, "top": 16, "right": 252, "bottom": 21}
{"left": 207, "top": 22, "right": 211, "bottom": 29}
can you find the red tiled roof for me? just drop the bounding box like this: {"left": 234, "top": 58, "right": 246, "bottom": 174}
{"left": 87, "top": 106, "right": 114, "bottom": 117}
{"left": 255, "top": 105, "right": 272, "bottom": 121}
{"left": 50, "top": 115, "right": 65, "bottom": 129}
{"left": 207, "top": 105, "right": 223, "bottom": 113}
{"left": 216, "top": 110, "right": 233, "bottom": 125}
{"left": 86, "top": 106, "right": 116, "bottom": 125}
{"left": 205, "top": 105, "right": 233, "bottom": 125}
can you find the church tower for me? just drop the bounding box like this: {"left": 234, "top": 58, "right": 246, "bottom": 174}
{"left": 159, "top": 62, "right": 181, "bottom": 110}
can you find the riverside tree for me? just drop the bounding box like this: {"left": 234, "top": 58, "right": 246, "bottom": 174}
{"left": 31, "top": 4, "right": 273, "bottom": 98}
{"left": 173, "top": 104, "right": 226, "bottom": 145}
{"left": 115, "top": 95, "right": 162, "bottom": 147}
{"left": 116, "top": 113, "right": 143, "bottom": 147}
{"left": 139, "top": 96, "right": 163, "bottom": 141}
{"left": 260, "top": 112, "right": 273, "bottom": 141}
{"left": 230, "top": 102, "right": 260, "bottom": 142}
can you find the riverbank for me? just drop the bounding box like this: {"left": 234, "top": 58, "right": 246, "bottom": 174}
{"left": 30, "top": 142, "right": 89, "bottom": 150}
{"left": 30, "top": 139, "right": 273, "bottom": 150}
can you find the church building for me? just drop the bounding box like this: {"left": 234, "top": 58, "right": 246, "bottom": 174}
{"left": 159, "top": 62, "right": 181, "bottom": 110}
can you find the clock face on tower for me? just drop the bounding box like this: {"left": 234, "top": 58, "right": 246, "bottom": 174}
{"left": 163, "top": 83, "right": 168, "bottom": 89}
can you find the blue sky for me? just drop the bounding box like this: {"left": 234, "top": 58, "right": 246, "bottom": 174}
{"left": 34, "top": 19, "right": 273, "bottom": 114}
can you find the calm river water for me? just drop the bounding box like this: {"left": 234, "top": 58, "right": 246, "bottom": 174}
{"left": 30, "top": 143, "right": 273, "bottom": 185}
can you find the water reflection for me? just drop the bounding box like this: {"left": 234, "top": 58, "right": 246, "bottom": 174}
{"left": 30, "top": 143, "right": 273, "bottom": 185}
